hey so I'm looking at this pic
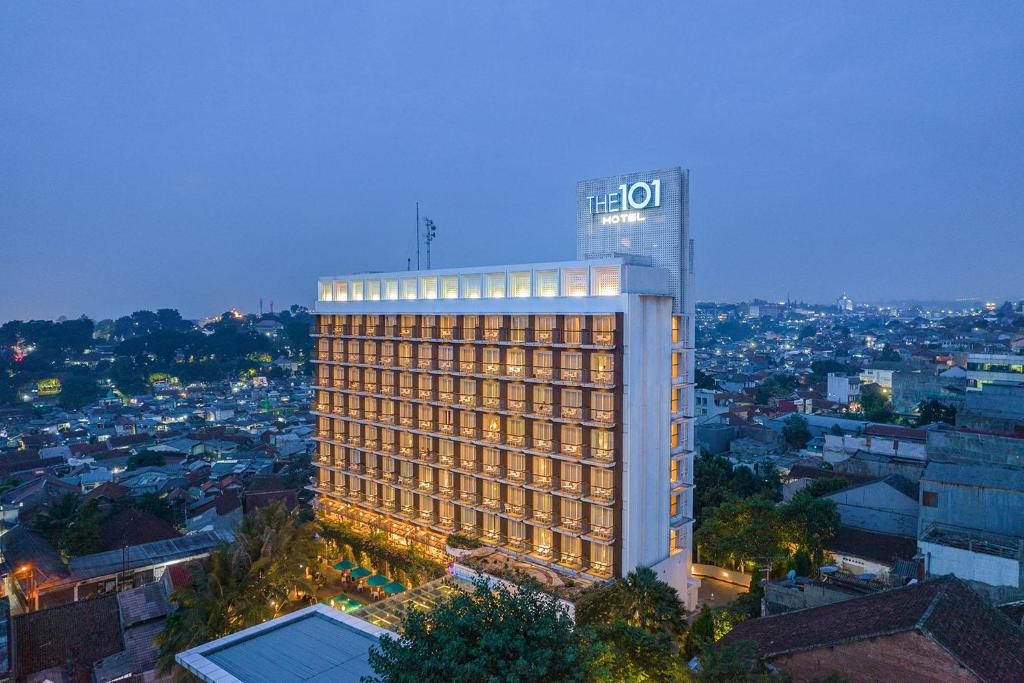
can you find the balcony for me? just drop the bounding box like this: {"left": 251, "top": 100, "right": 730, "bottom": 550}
{"left": 380, "top": 355, "right": 395, "bottom": 367}
{"left": 438, "top": 423, "right": 455, "bottom": 435}
{"left": 558, "top": 480, "right": 583, "bottom": 496}
{"left": 507, "top": 400, "right": 526, "bottom": 413}
{"left": 561, "top": 443, "right": 584, "bottom": 458}
{"left": 482, "top": 396, "right": 501, "bottom": 409}
{"left": 529, "top": 474, "right": 553, "bottom": 490}
{"left": 382, "top": 471, "right": 397, "bottom": 483}
{"left": 533, "top": 403, "right": 553, "bottom": 417}
{"left": 436, "top": 517, "right": 456, "bottom": 531}
{"left": 506, "top": 364, "right": 526, "bottom": 378}
{"left": 439, "top": 327, "right": 455, "bottom": 340}
{"left": 399, "top": 416, "right": 414, "bottom": 428}
{"left": 560, "top": 554, "right": 584, "bottom": 570}
{"left": 417, "top": 389, "right": 433, "bottom": 401}
{"left": 560, "top": 406, "right": 582, "bottom": 420}
{"left": 316, "top": 404, "right": 331, "bottom": 413}
{"left": 347, "top": 462, "right": 364, "bottom": 474}
{"left": 399, "top": 505, "right": 416, "bottom": 518}
{"left": 316, "top": 430, "right": 330, "bottom": 440}
{"left": 458, "top": 491, "right": 480, "bottom": 505}
{"left": 587, "top": 525, "right": 614, "bottom": 541}
{"left": 483, "top": 328, "right": 502, "bottom": 342}
{"left": 585, "top": 485, "right": 614, "bottom": 503}
{"left": 380, "top": 385, "right": 395, "bottom": 396}
{"left": 398, "top": 357, "right": 413, "bottom": 369}
{"left": 504, "top": 469, "right": 526, "bottom": 484}
{"left": 532, "top": 438, "right": 553, "bottom": 452}
{"left": 560, "top": 368, "right": 583, "bottom": 382}
{"left": 438, "top": 360, "right": 454, "bottom": 371}
{"left": 592, "top": 331, "right": 614, "bottom": 346}
{"left": 399, "top": 327, "right": 415, "bottom": 338}
{"left": 590, "top": 409, "right": 614, "bottom": 424}
{"left": 530, "top": 543, "right": 554, "bottom": 559}
{"left": 533, "top": 330, "right": 554, "bottom": 344}
{"left": 482, "top": 363, "right": 501, "bottom": 376}
{"left": 438, "top": 390, "right": 455, "bottom": 402}
{"left": 482, "top": 463, "right": 502, "bottom": 478}
{"left": 480, "top": 498, "right": 502, "bottom": 513}
{"left": 456, "top": 460, "right": 479, "bottom": 473}
{"left": 418, "top": 419, "right": 434, "bottom": 431}
{"left": 460, "top": 426, "right": 480, "bottom": 439}
{"left": 418, "top": 510, "right": 437, "bottom": 524}
{"left": 438, "top": 454, "right": 455, "bottom": 467}
{"left": 533, "top": 367, "right": 553, "bottom": 380}
{"left": 417, "top": 359, "right": 435, "bottom": 371}
{"left": 416, "top": 480, "right": 435, "bottom": 493}
{"left": 460, "top": 361, "right": 480, "bottom": 373}
{"left": 399, "top": 475, "right": 415, "bottom": 488}
{"left": 482, "top": 429, "right": 501, "bottom": 443}
{"left": 505, "top": 504, "right": 526, "bottom": 518}
{"left": 438, "top": 485, "right": 454, "bottom": 499}
{"left": 505, "top": 536, "right": 528, "bottom": 551}
{"left": 558, "top": 517, "right": 584, "bottom": 533}
{"left": 399, "top": 387, "right": 413, "bottom": 398}
{"left": 459, "top": 394, "right": 478, "bottom": 407}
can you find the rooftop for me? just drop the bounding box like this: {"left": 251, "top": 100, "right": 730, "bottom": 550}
{"left": 722, "top": 576, "right": 1024, "bottom": 682}
{"left": 176, "top": 603, "right": 389, "bottom": 683}
{"left": 315, "top": 256, "right": 672, "bottom": 313}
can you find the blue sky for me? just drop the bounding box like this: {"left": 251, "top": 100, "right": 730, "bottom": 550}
{"left": 1, "top": 2, "right": 1022, "bottom": 320}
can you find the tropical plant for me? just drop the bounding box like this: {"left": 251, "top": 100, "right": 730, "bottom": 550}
{"left": 365, "top": 576, "right": 596, "bottom": 682}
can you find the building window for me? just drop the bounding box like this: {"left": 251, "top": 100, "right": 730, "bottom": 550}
{"left": 535, "top": 270, "right": 558, "bottom": 297}
{"left": 419, "top": 276, "right": 438, "bottom": 299}
{"left": 401, "top": 278, "right": 417, "bottom": 300}
{"left": 562, "top": 268, "right": 588, "bottom": 297}
{"left": 350, "top": 280, "right": 364, "bottom": 301}
{"left": 922, "top": 491, "right": 939, "bottom": 508}
{"left": 383, "top": 279, "right": 398, "bottom": 300}
{"left": 591, "top": 266, "right": 621, "bottom": 296}
{"left": 509, "top": 271, "right": 531, "bottom": 298}
{"left": 441, "top": 275, "right": 459, "bottom": 299}
{"left": 319, "top": 280, "right": 334, "bottom": 302}
{"left": 485, "top": 272, "right": 506, "bottom": 298}
{"left": 461, "top": 274, "right": 482, "bottom": 298}
{"left": 366, "top": 279, "right": 381, "bottom": 301}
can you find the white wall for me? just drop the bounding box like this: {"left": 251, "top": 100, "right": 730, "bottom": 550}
{"left": 920, "top": 541, "right": 1021, "bottom": 588}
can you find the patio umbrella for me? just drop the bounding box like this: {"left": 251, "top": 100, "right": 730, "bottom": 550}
{"left": 333, "top": 560, "right": 356, "bottom": 572}
{"left": 349, "top": 566, "right": 372, "bottom": 580}
{"left": 346, "top": 598, "right": 364, "bottom": 611}
{"left": 366, "top": 574, "right": 390, "bottom": 588}
{"left": 382, "top": 581, "right": 406, "bottom": 594}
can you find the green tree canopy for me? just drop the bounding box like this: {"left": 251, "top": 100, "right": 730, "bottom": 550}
{"left": 782, "top": 414, "right": 812, "bottom": 450}
{"left": 365, "top": 577, "right": 596, "bottom": 683}
{"left": 695, "top": 496, "right": 786, "bottom": 571}
{"left": 916, "top": 399, "right": 956, "bottom": 427}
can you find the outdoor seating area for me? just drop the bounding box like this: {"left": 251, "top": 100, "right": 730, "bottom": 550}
{"left": 330, "top": 558, "right": 408, "bottom": 605}
{"left": 357, "top": 576, "right": 472, "bottom": 632}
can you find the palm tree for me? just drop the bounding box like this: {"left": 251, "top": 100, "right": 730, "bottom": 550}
{"left": 577, "top": 567, "right": 687, "bottom": 642}
{"left": 155, "top": 503, "right": 320, "bottom": 679}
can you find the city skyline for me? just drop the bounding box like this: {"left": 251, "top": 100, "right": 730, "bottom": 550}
{"left": 3, "top": 3, "right": 1023, "bottom": 320}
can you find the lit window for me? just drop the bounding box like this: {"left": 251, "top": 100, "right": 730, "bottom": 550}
{"left": 366, "top": 280, "right": 381, "bottom": 301}
{"left": 591, "top": 266, "right": 621, "bottom": 296}
{"left": 485, "top": 272, "right": 505, "bottom": 298}
{"left": 401, "top": 278, "right": 417, "bottom": 300}
{"left": 318, "top": 280, "right": 334, "bottom": 302}
{"left": 509, "top": 271, "right": 531, "bottom": 298}
{"left": 419, "top": 276, "right": 438, "bottom": 299}
{"left": 441, "top": 275, "right": 459, "bottom": 299}
{"left": 349, "top": 280, "right": 364, "bottom": 301}
{"left": 562, "top": 268, "right": 588, "bottom": 297}
{"left": 461, "top": 274, "right": 482, "bottom": 298}
{"left": 383, "top": 279, "right": 399, "bottom": 300}
{"left": 535, "top": 269, "right": 559, "bottom": 297}
{"left": 334, "top": 280, "right": 348, "bottom": 302}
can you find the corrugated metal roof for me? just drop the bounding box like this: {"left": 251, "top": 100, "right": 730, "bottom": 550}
{"left": 922, "top": 462, "right": 1024, "bottom": 492}
{"left": 67, "top": 530, "right": 230, "bottom": 581}
{"left": 178, "top": 604, "right": 388, "bottom": 683}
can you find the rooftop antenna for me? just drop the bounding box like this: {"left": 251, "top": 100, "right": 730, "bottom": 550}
{"left": 415, "top": 202, "right": 421, "bottom": 270}
{"left": 423, "top": 217, "right": 438, "bottom": 269}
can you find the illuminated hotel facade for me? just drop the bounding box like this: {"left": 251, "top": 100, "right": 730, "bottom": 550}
{"left": 310, "top": 168, "right": 697, "bottom": 607}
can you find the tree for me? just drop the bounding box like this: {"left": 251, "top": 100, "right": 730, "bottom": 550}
{"left": 576, "top": 567, "right": 687, "bottom": 643}
{"left": 798, "top": 324, "right": 817, "bottom": 339}
{"left": 684, "top": 605, "right": 748, "bottom": 659}
{"left": 58, "top": 374, "right": 101, "bottom": 410}
{"left": 695, "top": 497, "right": 786, "bottom": 571}
{"left": 699, "top": 640, "right": 774, "bottom": 682}
{"left": 695, "top": 369, "right": 717, "bottom": 390}
{"left": 126, "top": 450, "right": 166, "bottom": 470}
{"left": 156, "top": 503, "right": 320, "bottom": 678}
{"left": 805, "top": 477, "right": 849, "bottom": 498}
{"left": 859, "top": 383, "right": 895, "bottom": 423}
{"left": 778, "top": 491, "right": 840, "bottom": 567}
{"left": 829, "top": 423, "right": 845, "bottom": 437}
{"left": 365, "top": 577, "right": 596, "bottom": 683}
{"left": 916, "top": 399, "right": 956, "bottom": 427}
{"left": 877, "top": 343, "right": 901, "bottom": 362}
{"left": 782, "top": 414, "right": 812, "bottom": 450}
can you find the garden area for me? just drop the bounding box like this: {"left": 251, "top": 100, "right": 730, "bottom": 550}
{"left": 315, "top": 522, "right": 448, "bottom": 613}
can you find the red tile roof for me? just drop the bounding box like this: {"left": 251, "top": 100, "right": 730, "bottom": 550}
{"left": 83, "top": 481, "right": 131, "bottom": 502}
{"left": 722, "top": 576, "right": 1024, "bottom": 683}
{"left": 99, "top": 508, "right": 181, "bottom": 551}
{"left": 14, "top": 594, "right": 124, "bottom": 682}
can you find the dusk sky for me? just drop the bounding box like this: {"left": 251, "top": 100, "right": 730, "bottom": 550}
{"left": 2, "top": 2, "right": 1022, "bottom": 322}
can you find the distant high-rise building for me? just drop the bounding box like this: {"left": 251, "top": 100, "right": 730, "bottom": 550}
{"left": 837, "top": 293, "right": 854, "bottom": 313}
{"left": 309, "top": 168, "right": 697, "bottom": 607}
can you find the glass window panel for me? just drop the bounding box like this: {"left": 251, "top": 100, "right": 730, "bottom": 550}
{"left": 401, "top": 278, "right": 417, "bottom": 300}
{"left": 441, "top": 275, "right": 459, "bottom": 299}
{"left": 485, "top": 272, "right": 506, "bottom": 298}
{"left": 562, "top": 268, "right": 588, "bottom": 297}
{"left": 591, "top": 266, "right": 621, "bottom": 296}
{"left": 383, "top": 279, "right": 399, "bottom": 300}
{"left": 366, "top": 279, "right": 381, "bottom": 300}
{"left": 419, "top": 276, "right": 438, "bottom": 299}
{"left": 535, "top": 269, "right": 559, "bottom": 297}
{"left": 461, "top": 274, "right": 482, "bottom": 298}
{"left": 509, "top": 271, "right": 531, "bottom": 298}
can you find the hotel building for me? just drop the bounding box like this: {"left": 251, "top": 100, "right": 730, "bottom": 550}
{"left": 310, "top": 168, "right": 698, "bottom": 607}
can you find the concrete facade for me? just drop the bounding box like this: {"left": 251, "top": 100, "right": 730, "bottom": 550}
{"left": 824, "top": 477, "right": 918, "bottom": 537}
